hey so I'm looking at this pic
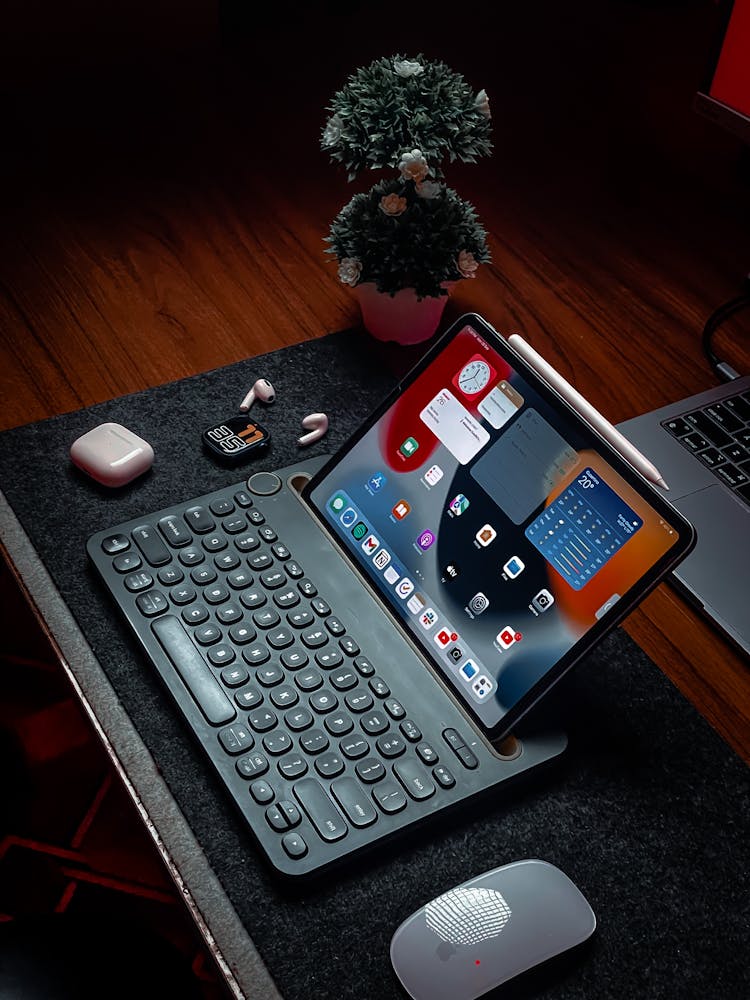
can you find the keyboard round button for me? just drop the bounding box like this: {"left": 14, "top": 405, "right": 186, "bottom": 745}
{"left": 278, "top": 755, "right": 308, "bottom": 779}
{"left": 158, "top": 566, "right": 184, "bottom": 586}
{"left": 209, "top": 644, "right": 236, "bottom": 666}
{"left": 171, "top": 585, "right": 196, "bottom": 605}
{"left": 195, "top": 623, "right": 222, "bottom": 645}
{"left": 124, "top": 571, "right": 153, "bottom": 592}
{"left": 182, "top": 605, "right": 209, "bottom": 625}
{"left": 285, "top": 707, "right": 313, "bottom": 731}
{"left": 102, "top": 534, "right": 130, "bottom": 554}
{"left": 271, "top": 685, "right": 299, "bottom": 709}
{"left": 246, "top": 471, "right": 282, "bottom": 496}
{"left": 263, "top": 732, "right": 293, "bottom": 756}
{"left": 113, "top": 553, "right": 142, "bottom": 573}
{"left": 281, "top": 831, "right": 308, "bottom": 859}
{"left": 220, "top": 664, "right": 248, "bottom": 686}
{"left": 229, "top": 623, "right": 257, "bottom": 645}
{"left": 179, "top": 547, "right": 205, "bottom": 566}
{"left": 315, "top": 752, "right": 345, "bottom": 778}
{"left": 248, "top": 708, "right": 277, "bottom": 733}
{"left": 356, "top": 758, "right": 386, "bottom": 784}
{"left": 310, "top": 689, "right": 338, "bottom": 714}
{"left": 433, "top": 765, "right": 456, "bottom": 789}
{"left": 300, "top": 729, "right": 329, "bottom": 755}
{"left": 249, "top": 779, "right": 274, "bottom": 804}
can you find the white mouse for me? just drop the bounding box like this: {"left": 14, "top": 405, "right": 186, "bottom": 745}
{"left": 390, "top": 859, "right": 596, "bottom": 1000}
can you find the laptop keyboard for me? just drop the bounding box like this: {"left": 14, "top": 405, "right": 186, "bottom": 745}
{"left": 88, "top": 480, "right": 486, "bottom": 876}
{"left": 662, "top": 389, "right": 750, "bottom": 504}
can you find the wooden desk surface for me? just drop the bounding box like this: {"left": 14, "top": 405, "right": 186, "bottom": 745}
{"left": 1, "top": 2, "right": 748, "bottom": 760}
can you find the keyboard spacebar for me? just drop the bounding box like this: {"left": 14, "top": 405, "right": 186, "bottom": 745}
{"left": 152, "top": 615, "right": 236, "bottom": 725}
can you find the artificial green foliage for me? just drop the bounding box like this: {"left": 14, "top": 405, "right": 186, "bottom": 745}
{"left": 322, "top": 54, "right": 492, "bottom": 179}
{"left": 327, "top": 178, "right": 490, "bottom": 300}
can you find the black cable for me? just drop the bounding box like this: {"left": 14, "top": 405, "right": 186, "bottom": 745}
{"left": 701, "top": 275, "right": 750, "bottom": 382}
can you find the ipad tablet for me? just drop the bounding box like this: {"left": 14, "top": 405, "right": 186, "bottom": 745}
{"left": 304, "top": 313, "right": 695, "bottom": 742}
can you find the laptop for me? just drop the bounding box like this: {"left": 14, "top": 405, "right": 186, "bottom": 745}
{"left": 618, "top": 376, "right": 750, "bottom": 657}
{"left": 89, "top": 313, "right": 694, "bottom": 877}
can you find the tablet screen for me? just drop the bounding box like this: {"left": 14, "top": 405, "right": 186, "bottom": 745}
{"left": 306, "top": 317, "right": 693, "bottom": 738}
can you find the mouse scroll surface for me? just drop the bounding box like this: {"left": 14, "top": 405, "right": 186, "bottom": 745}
{"left": 390, "top": 860, "right": 596, "bottom": 1000}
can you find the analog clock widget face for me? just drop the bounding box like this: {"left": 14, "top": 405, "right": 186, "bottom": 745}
{"left": 452, "top": 354, "right": 496, "bottom": 397}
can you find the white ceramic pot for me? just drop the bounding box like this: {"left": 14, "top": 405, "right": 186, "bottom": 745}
{"left": 355, "top": 282, "right": 455, "bottom": 345}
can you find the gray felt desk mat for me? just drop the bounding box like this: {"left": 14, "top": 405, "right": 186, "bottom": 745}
{"left": 0, "top": 330, "right": 748, "bottom": 1000}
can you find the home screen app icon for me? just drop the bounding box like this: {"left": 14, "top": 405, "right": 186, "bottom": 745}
{"left": 417, "top": 529, "right": 435, "bottom": 550}
{"left": 400, "top": 437, "right": 419, "bottom": 458}
{"left": 340, "top": 507, "right": 357, "bottom": 528}
{"left": 367, "top": 472, "right": 387, "bottom": 492}
{"left": 373, "top": 549, "right": 391, "bottom": 570}
{"left": 329, "top": 494, "right": 346, "bottom": 513}
{"left": 392, "top": 500, "right": 411, "bottom": 520}
{"left": 476, "top": 524, "right": 496, "bottom": 547}
{"left": 497, "top": 626, "right": 522, "bottom": 649}
{"left": 448, "top": 494, "right": 470, "bottom": 517}
{"left": 472, "top": 674, "right": 494, "bottom": 699}
{"left": 503, "top": 556, "right": 525, "bottom": 579}
{"left": 469, "top": 592, "right": 489, "bottom": 615}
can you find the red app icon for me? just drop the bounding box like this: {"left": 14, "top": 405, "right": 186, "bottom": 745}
{"left": 392, "top": 500, "right": 411, "bottom": 520}
{"left": 435, "top": 628, "right": 459, "bottom": 647}
{"left": 497, "top": 626, "right": 523, "bottom": 650}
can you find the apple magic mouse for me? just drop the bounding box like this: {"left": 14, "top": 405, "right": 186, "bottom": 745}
{"left": 390, "top": 859, "right": 596, "bottom": 1000}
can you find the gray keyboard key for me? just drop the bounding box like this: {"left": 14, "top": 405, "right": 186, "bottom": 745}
{"left": 293, "top": 777, "right": 347, "bottom": 842}
{"left": 152, "top": 615, "right": 235, "bottom": 725}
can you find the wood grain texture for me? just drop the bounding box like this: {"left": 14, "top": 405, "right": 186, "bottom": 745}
{"left": 0, "top": 1, "right": 748, "bottom": 759}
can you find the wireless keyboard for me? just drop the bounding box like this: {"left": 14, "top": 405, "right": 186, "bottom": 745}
{"left": 88, "top": 465, "right": 564, "bottom": 878}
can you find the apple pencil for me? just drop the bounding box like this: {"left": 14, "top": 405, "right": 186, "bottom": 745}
{"left": 508, "top": 334, "right": 670, "bottom": 490}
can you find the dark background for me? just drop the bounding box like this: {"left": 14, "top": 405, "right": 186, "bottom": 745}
{"left": 1, "top": 2, "right": 749, "bottom": 998}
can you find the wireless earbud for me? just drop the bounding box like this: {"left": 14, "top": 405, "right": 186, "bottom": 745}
{"left": 298, "top": 412, "right": 329, "bottom": 446}
{"left": 240, "top": 378, "right": 276, "bottom": 412}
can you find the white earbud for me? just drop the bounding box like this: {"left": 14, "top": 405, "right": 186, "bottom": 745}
{"left": 240, "top": 378, "right": 276, "bottom": 412}
{"left": 298, "top": 412, "right": 329, "bottom": 446}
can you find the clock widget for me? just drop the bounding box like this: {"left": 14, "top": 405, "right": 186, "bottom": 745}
{"left": 452, "top": 354, "right": 496, "bottom": 397}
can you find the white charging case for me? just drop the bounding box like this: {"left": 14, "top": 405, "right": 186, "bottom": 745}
{"left": 70, "top": 422, "right": 154, "bottom": 487}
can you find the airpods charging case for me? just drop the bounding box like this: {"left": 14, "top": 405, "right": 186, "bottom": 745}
{"left": 70, "top": 422, "right": 154, "bottom": 487}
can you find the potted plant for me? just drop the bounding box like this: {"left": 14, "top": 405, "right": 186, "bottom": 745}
{"left": 322, "top": 54, "right": 493, "bottom": 344}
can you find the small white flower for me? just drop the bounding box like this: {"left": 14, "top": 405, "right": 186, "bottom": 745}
{"left": 415, "top": 180, "right": 441, "bottom": 200}
{"left": 322, "top": 113, "right": 343, "bottom": 147}
{"left": 338, "top": 257, "right": 362, "bottom": 286}
{"left": 474, "top": 89, "right": 491, "bottom": 119}
{"left": 380, "top": 193, "right": 408, "bottom": 217}
{"left": 456, "top": 250, "right": 480, "bottom": 278}
{"left": 393, "top": 59, "right": 424, "bottom": 78}
{"left": 399, "top": 148, "right": 429, "bottom": 183}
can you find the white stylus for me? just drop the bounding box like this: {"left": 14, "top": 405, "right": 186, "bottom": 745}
{"left": 508, "top": 334, "right": 669, "bottom": 490}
